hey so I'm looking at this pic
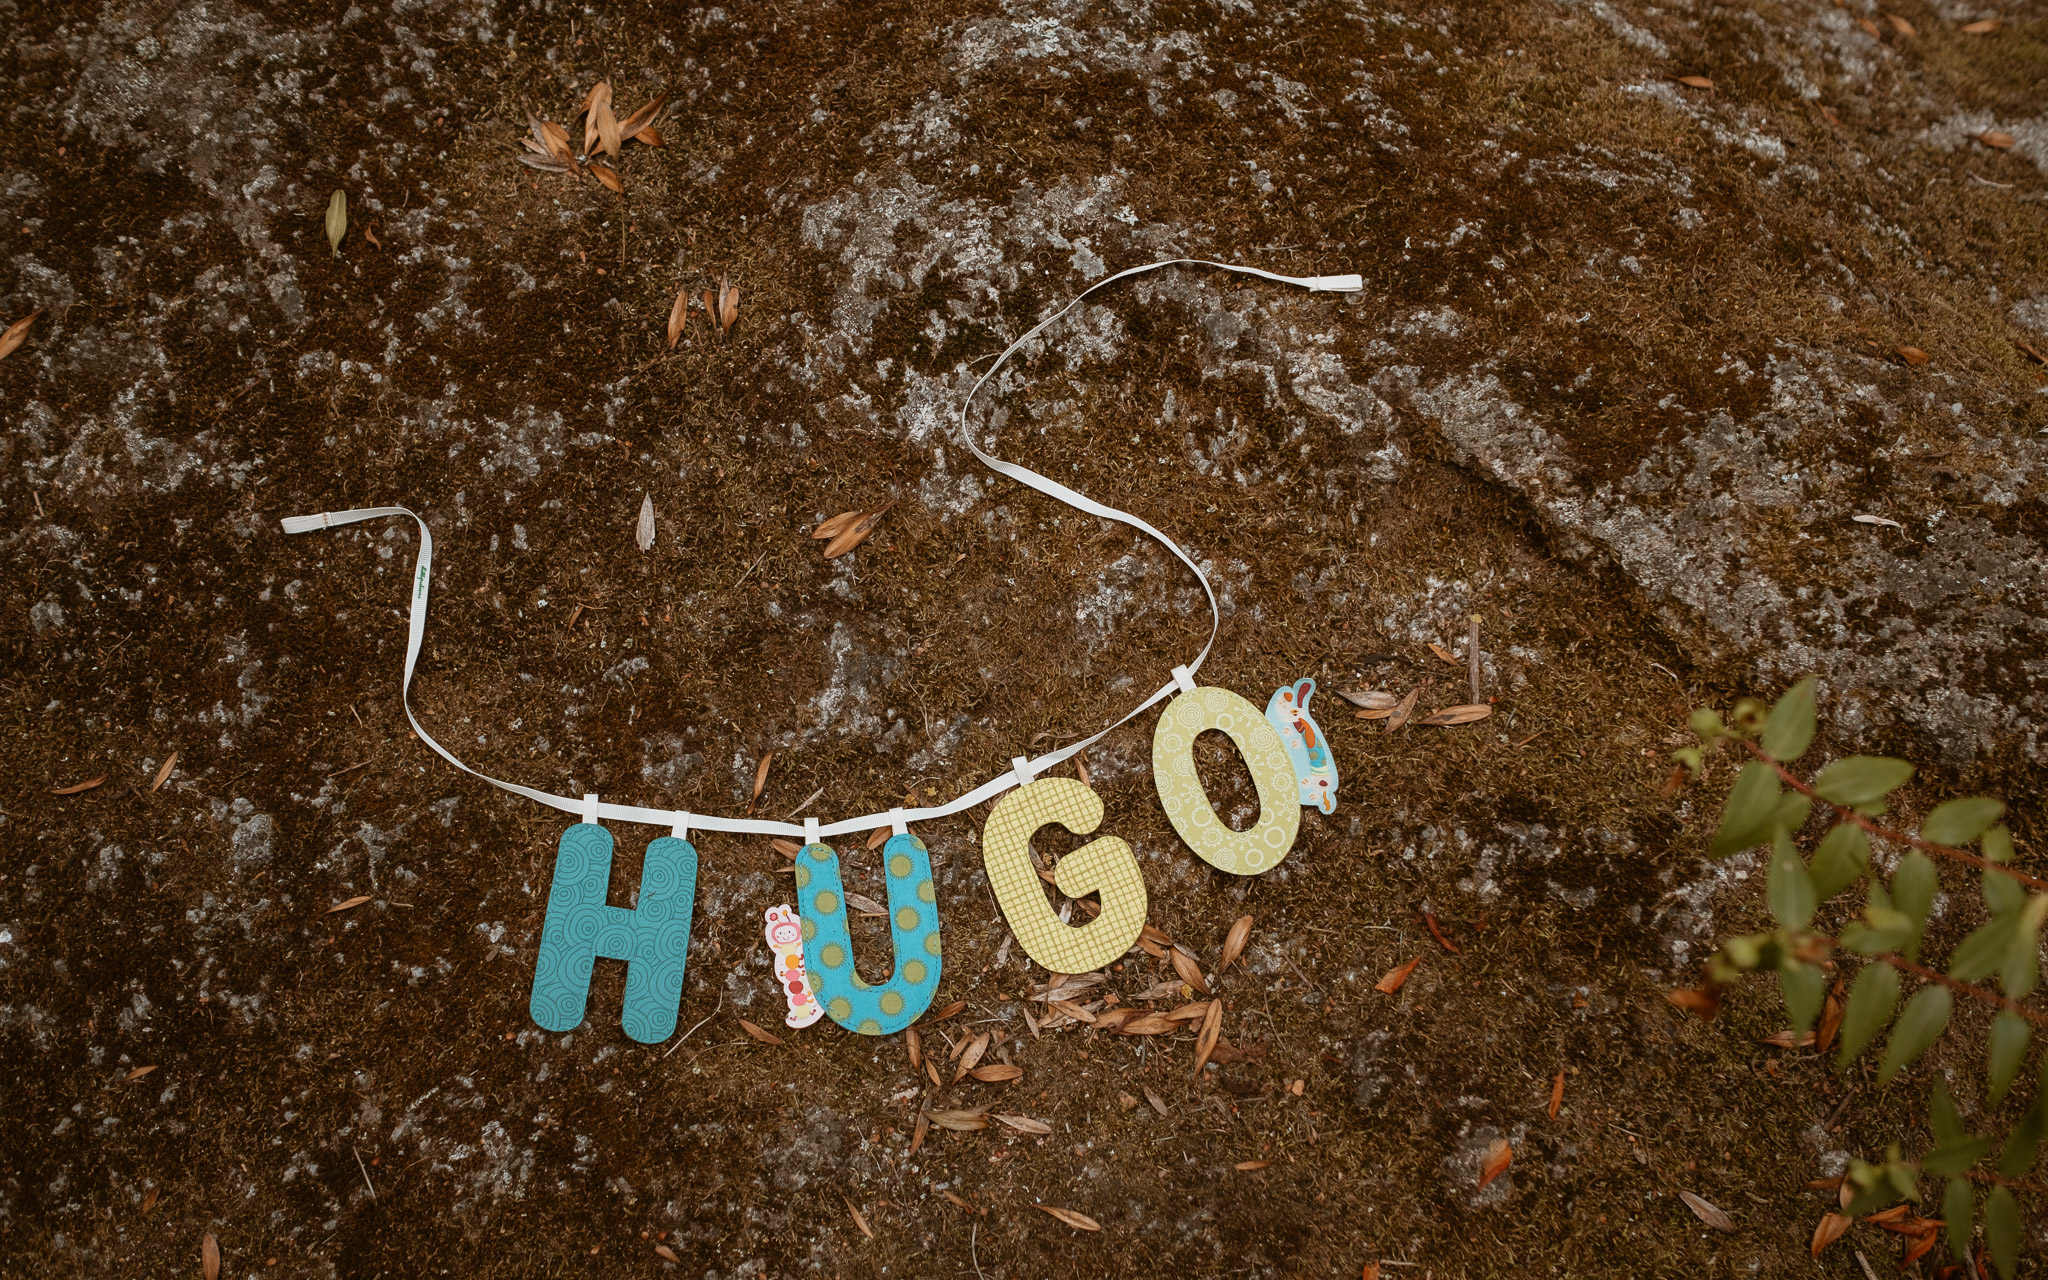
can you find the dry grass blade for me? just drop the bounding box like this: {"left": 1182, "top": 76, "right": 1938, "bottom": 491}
{"left": 718, "top": 276, "right": 739, "bottom": 334}
{"left": 1680, "top": 1190, "right": 1736, "bottom": 1232}
{"left": 1075, "top": 749, "right": 1092, "bottom": 789}
{"left": 927, "top": 1109, "right": 989, "bottom": 1131}
{"left": 589, "top": 163, "right": 622, "bottom": 193}
{"left": 581, "top": 81, "right": 612, "bottom": 154}
{"left": 909, "top": 1100, "right": 930, "bottom": 1155}
{"left": 1676, "top": 74, "right": 1714, "bottom": 88}
{"left": 1896, "top": 345, "right": 1931, "bottom": 364}
{"left": 1191, "top": 999, "right": 1224, "bottom": 1078}
{"left": 655, "top": 1243, "right": 679, "bottom": 1262}
{"left": 1219, "top": 915, "right": 1254, "bottom": 972}
{"left": 994, "top": 1113, "right": 1052, "bottom": 1134}
{"left": 813, "top": 510, "right": 863, "bottom": 540}
{"left": 517, "top": 154, "right": 571, "bottom": 173}
{"left": 1810, "top": 1212, "right": 1853, "bottom": 1258}
{"left": 126, "top": 1064, "right": 157, "bottom": 1081}
{"left": 667, "top": 288, "right": 688, "bottom": 349}
{"left": 968, "top": 1063, "right": 1023, "bottom": 1083}
{"left": 151, "top": 752, "right": 177, "bottom": 792}
{"left": 1418, "top": 704, "right": 1492, "bottom": 727}
{"left": 636, "top": 494, "right": 655, "bottom": 551}
{"left": 1962, "top": 17, "right": 2002, "bottom": 32}
{"left": 1034, "top": 1205, "right": 1102, "bottom": 1232}
{"left": 1144, "top": 1086, "right": 1169, "bottom": 1116}
{"left": 823, "top": 506, "right": 891, "bottom": 559}
{"left": 845, "top": 1197, "right": 874, "bottom": 1241}
{"left": 1336, "top": 689, "right": 1400, "bottom": 709}
{"left": 1385, "top": 687, "right": 1422, "bottom": 732}
{"left": 930, "top": 998, "right": 968, "bottom": 1021}
{"left": 738, "top": 1018, "right": 784, "bottom": 1046}
{"left": 844, "top": 892, "right": 887, "bottom": 918}
{"left": 1170, "top": 946, "right": 1210, "bottom": 995}
{"left": 0, "top": 309, "right": 42, "bottom": 360}
{"left": 1234, "top": 1159, "right": 1273, "bottom": 1171}
{"left": 202, "top": 1231, "right": 221, "bottom": 1280}
{"left": 1477, "top": 1138, "right": 1513, "bottom": 1189}
{"left": 618, "top": 92, "right": 669, "bottom": 139}
{"left": 1852, "top": 514, "right": 1903, "bottom": 529}
{"left": 52, "top": 776, "right": 106, "bottom": 795}
{"left": 1760, "top": 1030, "right": 1816, "bottom": 1049}
{"left": 1375, "top": 957, "right": 1421, "bottom": 993}
{"left": 939, "top": 1189, "right": 973, "bottom": 1213}
{"left": 326, "top": 895, "right": 372, "bottom": 914}
{"left": 1548, "top": 1069, "right": 1565, "bottom": 1119}
{"left": 751, "top": 753, "right": 772, "bottom": 807}
{"left": 1977, "top": 130, "right": 2016, "bottom": 150}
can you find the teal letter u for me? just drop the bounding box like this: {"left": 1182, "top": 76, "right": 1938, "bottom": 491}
{"left": 795, "top": 834, "right": 942, "bottom": 1035}
{"left": 530, "top": 824, "right": 698, "bottom": 1043}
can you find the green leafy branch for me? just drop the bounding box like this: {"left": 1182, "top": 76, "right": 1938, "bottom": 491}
{"left": 1674, "top": 679, "right": 2043, "bottom": 1277}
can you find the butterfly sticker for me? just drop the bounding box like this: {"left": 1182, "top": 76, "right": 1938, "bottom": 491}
{"left": 1265, "top": 678, "right": 1338, "bottom": 814}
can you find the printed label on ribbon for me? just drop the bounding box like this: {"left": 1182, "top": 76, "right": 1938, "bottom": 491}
{"left": 795, "top": 834, "right": 942, "bottom": 1035}
{"left": 981, "top": 777, "right": 1147, "bottom": 973}
{"left": 1151, "top": 686, "right": 1300, "bottom": 875}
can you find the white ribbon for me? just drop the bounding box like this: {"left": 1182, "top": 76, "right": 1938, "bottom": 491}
{"left": 281, "top": 259, "right": 1358, "bottom": 836}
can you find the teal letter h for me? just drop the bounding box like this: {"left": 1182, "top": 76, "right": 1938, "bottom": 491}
{"left": 529, "top": 823, "right": 698, "bottom": 1043}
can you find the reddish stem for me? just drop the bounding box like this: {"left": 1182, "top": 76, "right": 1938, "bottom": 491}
{"left": 1967, "top": 1170, "right": 2048, "bottom": 1195}
{"left": 1740, "top": 740, "right": 2047, "bottom": 892}
{"left": 1876, "top": 951, "right": 2048, "bottom": 1029}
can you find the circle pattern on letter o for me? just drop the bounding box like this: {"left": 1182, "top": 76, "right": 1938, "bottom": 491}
{"left": 1151, "top": 685, "right": 1301, "bottom": 875}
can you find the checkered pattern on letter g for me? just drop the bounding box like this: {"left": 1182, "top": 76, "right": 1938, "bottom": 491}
{"left": 981, "top": 777, "right": 1147, "bottom": 974}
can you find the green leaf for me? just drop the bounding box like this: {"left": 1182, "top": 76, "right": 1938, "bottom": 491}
{"left": 1768, "top": 834, "right": 1817, "bottom": 930}
{"left": 1808, "top": 823, "right": 1870, "bottom": 901}
{"left": 1844, "top": 1159, "right": 1897, "bottom": 1215}
{"left": 325, "top": 190, "right": 347, "bottom": 258}
{"left": 1813, "top": 756, "right": 1914, "bottom": 807}
{"left": 1689, "top": 707, "right": 1725, "bottom": 742}
{"left": 1984, "top": 1185, "right": 2018, "bottom": 1280}
{"left": 1987, "top": 1010, "right": 2031, "bottom": 1105}
{"left": 1922, "top": 797, "right": 2005, "bottom": 846}
{"left": 2003, "top": 895, "right": 2048, "bottom": 1000}
{"left": 1670, "top": 746, "right": 1702, "bottom": 774}
{"left": 1983, "top": 863, "right": 2025, "bottom": 917}
{"left": 1948, "top": 917, "right": 2017, "bottom": 983}
{"left": 1781, "top": 959, "right": 1824, "bottom": 1035}
{"left": 1892, "top": 851, "right": 1937, "bottom": 961}
{"left": 1761, "top": 678, "right": 1817, "bottom": 761}
{"left": 1710, "top": 761, "right": 1782, "bottom": 856}
{"left": 1839, "top": 963, "right": 1901, "bottom": 1070}
{"left": 1983, "top": 825, "right": 2014, "bottom": 864}
{"left": 1943, "top": 1177, "right": 1974, "bottom": 1265}
{"left": 1921, "top": 1134, "right": 1992, "bottom": 1177}
{"left": 1998, "top": 1100, "right": 2045, "bottom": 1178}
{"left": 1929, "top": 1077, "right": 1965, "bottom": 1142}
{"left": 1877, "top": 985, "right": 1952, "bottom": 1085}
{"left": 1770, "top": 792, "right": 1812, "bottom": 835}
{"left": 1884, "top": 1158, "right": 1920, "bottom": 1202}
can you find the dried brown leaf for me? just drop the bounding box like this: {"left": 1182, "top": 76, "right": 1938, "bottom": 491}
{"left": 770, "top": 839, "right": 801, "bottom": 859}
{"left": 1220, "top": 915, "right": 1254, "bottom": 972}
{"left": 930, "top": 998, "right": 968, "bottom": 1021}
{"left": 151, "top": 752, "right": 178, "bottom": 792}
{"left": 1117, "top": 1013, "right": 1180, "bottom": 1035}
{"left": 52, "top": 776, "right": 106, "bottom": 795}
{"left": 1761, "top": 1029, "right": 1817, "bottom": 1049}
{"left": 517, "top": 153, "right": 571, "bottom": 173}
{"left": 203, "top": 1232, "right": 221, "bottom": 1280}
{"left": 823, "top": 506, "right": 891, "bottom": 559}
{"left": 939, "top": 1189, "right": 972, "bottom": 1213}
{"left": 738, "top": 1018, "right": 784, "bottom": 1046}
{"left": 1978, "top": 131, "right": 2016, "bottom": 150}
{"left": 1094, "top": 1007, "right": 1139, "bottom": 1033}
{"left": 636, "top": 494, "right": 656, "bottom": 551}
{"left": 927, "top": 1109, "right": 989, "bottom": 1132}
{"left": 1145, "top": 1086, "right": 1169, "bottom": 1115}
{"left": 126, "top": 1064, "right": 157, "bottom": 1081}
{"left": 1856, "top": 16, "right": 1881, "bottom": 36}
{"left": 844, "top": 891, "right": 887, "bottom": 918}
{"left": 994, "top": 1113, "right": 1052, "bottom": 1135}
{"left": 140, "top": 1185, "right": 159, "bottom": 1215}
{"left": 666, "top": 288, "right": 688, "bottom": 349}
{"left": 1170, "top": 946, "right": 1211, "bottom": 995}
{"left": 1191, "top": 999, "right": 1224, "bottom": 1078}
{"left": 655, "top": 1243, "right": 679, "bottom": 1262}
{"left": 812, "top": 510, "right": 864, "bottom": 540}
{"left": 588, "top": 162, "right": 623, "bottom": 193}
{"left": 581, "top": 81, "right": 612, "bottom": 155}
{"left": 1477, "top": 1138, "right": 1513, "bottom": 1190}
{"left": 618, "top": 93, "right": 669, "bottom": 140}
{"left": 1363, "top": 1265, "right": 1381, "bottom": 1280}
{"left": 1427, "top": 642, "right": 1460, "bottom": 665}
{"left": 1235, "top": 1159, "right": 1273, "bottom": 1171}
{"left": 1961, "top": 18, "right": 2003, "bottom": 33}
{"left": 845, "top": 1197, "right": 874, "bottom": 1241}
{"left": 634, "top": 125, "right": 666, "bottom": 146}
{"left": 326, "top": 895, "right": 372, "bottom": 914}
{"left": 1421, "top": 911, "right": 1462, "bottom": 955}
{"left": 718, "top": 276, "right": 739, "bottom": 334}
{"left": 1666, "top": 986, "right": 1721, "bottom": 1019}
{"left": 1676, "top": 75, "right": 1715, "bottom": 88}
{"left": 1075, "top": 750, "right": 1092, "bottom": 789}
{"left": 1817, "top": 981, "right": 1846, "bottom": 1052}
{"left": 1680, "top": 1190, "right": 1736, "bottom": 1232}
{"left": 866, "top": 825, "right": 891, "bottom": 850}
{"left": 751, "top": 753, "right": 772, "bottom": 804}
{"left": 1337, "top": 689, "right": 1401, "bottom": 709}
{"left": 1896, "top": 345, "right": 1931, "bottom": 365}
{"left": 925, "top": 1058, "right": 944, "bottom": 1091}
{"left": 969, "top": 1063, "right": 1024, "bottom": 1083}
{"left": 909, "top": 1102, "right": 930, "bottom": 1155}
{"left": 1418, "top": 703, "right": 1493, "bottom": 727}
{"left": 1034, "top": 1205, "right": 1101, "bottom": 1232}
{"left": 1885, "top": 12, "right": 1916, "bottom": 36}
{"left": 1384, "top": 687, "right": 1422, "bottom": 733}
{"left": 1548, "top": 1069, "right": 1565, "bottom": 1120}
{"left": 1810, "top": 1213, "right": 1853, "bottom": 1258}
{"left": 1867, "top": 1205, "right": 1912, "bottom": 1227}
{"left": 954, "top": 1032, "right": 991, "bottom": 1081}
{"left": 0, "top": 310, "right": 42, "bottom": 360}
{"left": 1375, "top": 957, "right": 1421, "bottom": 994}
